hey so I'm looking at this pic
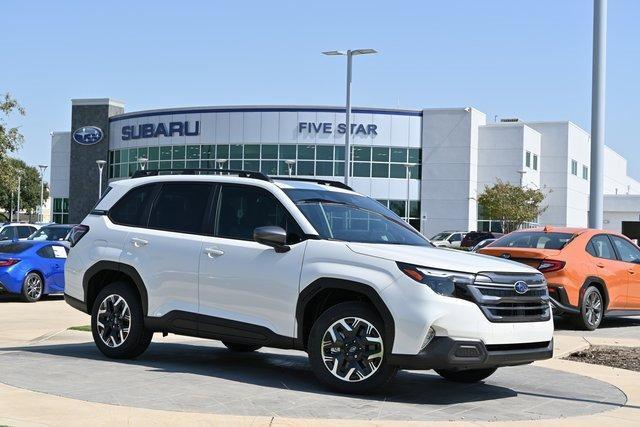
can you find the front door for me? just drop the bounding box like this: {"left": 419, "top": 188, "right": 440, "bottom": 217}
{"left": 609, "top": 235, "right": 640, "bottom": 309}
{"left": 198, "top": 184, "right": 306, "bottom": 338}
{"left": 586, "top": 234, "right": 627, "bottom": 309}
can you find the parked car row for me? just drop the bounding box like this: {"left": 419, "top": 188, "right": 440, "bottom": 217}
{"left": 429, "top": 230, "right": 503, "bottom": 250}
{"left": 0, "top": 223, "right": 75, "bottom": 301}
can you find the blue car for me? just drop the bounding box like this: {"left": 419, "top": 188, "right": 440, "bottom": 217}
{"left": 0, "top": 241, "right": 68, "bottom": 302}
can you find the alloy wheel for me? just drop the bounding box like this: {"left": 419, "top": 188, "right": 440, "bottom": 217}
{"left": 321, "top": 317, "right": 384, "bottom": 382}
{"left": 584, "top": 291, "right": 603, "bottom": 327}
{"left": 25, "top": 274, "right": 42, "bottom": 300}
{"left": 97, "top": 294, "right": 132, "bottom": 348}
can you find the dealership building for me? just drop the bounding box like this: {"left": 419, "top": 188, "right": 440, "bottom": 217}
{"left": 50, "top": 98, "right": 640, "bottom": 237}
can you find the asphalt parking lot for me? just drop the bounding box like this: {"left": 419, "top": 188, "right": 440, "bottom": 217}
{"left": 0, "top": 296, "right": 639, "bottom": 424}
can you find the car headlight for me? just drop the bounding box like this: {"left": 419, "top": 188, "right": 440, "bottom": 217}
{"left": 397, "top": 262, "right": 475, "bottom": 297}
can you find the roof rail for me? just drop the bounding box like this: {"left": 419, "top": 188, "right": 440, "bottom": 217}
{"left": 131, "top": 168, "right": 271, "bottom": 182}
{"left": 273, "top": 177, "right": 353, "bottom": 191}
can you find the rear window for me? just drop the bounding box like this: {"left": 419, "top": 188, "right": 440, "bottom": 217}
{"left": 490, "top": 232, "right": 575, "bottom": 250}
{"left": 0, "top": 242, "right": 32, "bottom": 254}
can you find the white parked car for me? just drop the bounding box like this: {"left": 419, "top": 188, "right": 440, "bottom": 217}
{"left": 64, "top": 170, "right": 553, "bottom": 393}
{"left": 430, "top": 231, "right": 466, "bottom": 248}
{"left": 0, "top": 223, "right": 40, "bottom": 242}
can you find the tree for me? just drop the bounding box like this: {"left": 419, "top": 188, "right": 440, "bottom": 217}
{"left": 477, "top": 180, "right": 547, "bottom": 234}
{"left": 0, "top": 93, "right": 26, "bottom": 193}
{"left": 0, "top": 157, "right": 49, "bottom": 215}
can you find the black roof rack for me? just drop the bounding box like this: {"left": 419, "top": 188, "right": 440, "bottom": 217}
{"left": 273, "top": 177, "right": 353, "bottom": 191}
{"left": 131, "top": 168, "right": 270, "bottom": 182}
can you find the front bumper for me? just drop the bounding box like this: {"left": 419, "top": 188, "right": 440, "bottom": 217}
{"left": 389, "top": 337, "right": 553, "bottom": 370}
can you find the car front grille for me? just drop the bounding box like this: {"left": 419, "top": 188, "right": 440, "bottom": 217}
{"left": 466, "top": 272, "right": 551, "bottom": 323}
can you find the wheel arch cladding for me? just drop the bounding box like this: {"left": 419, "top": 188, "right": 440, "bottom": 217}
{"left": 581, "top": 276, "right": 609, "bottom": 311}
{"left": 296, "top": 278, "right": 395, "bottom": 351}
{"left": 83, "top": 261, "right": 148, "bottom": 315}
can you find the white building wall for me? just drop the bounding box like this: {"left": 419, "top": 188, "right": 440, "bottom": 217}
{"left": 477, "top": 123, "right": 541, "bottom": 192}
{"left": 421, "top": 108, "right": 484, "bottom": 237}
{"left": 604, "top": 194, "right": 640, "bottom": 233}
{"left": 50, "top": 131, "right": 71, "bottom": 198}
{"left": 604, "top": 146, "right": 640, "bottom": 195}
{"left": 564, "top": 123, "right": 591, "bottom": 227}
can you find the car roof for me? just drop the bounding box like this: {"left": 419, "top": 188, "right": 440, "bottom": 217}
{"left": 513, "top": 226, "right": 607, "bottom": 235}
{"left": 109, "top": 174, "right": 358, "bottom": 195}
{"left": 40, "top": 224, "right": 75, "bottom": 228}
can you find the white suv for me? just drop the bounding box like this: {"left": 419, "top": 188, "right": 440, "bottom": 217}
{"left": 64, "top": 170, "right": 553, "bottom": 393}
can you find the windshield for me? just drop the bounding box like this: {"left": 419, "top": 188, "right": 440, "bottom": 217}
{"left": 430, "top": 232, "right": 451, "bottom": 241}
{"left": 28, "top": 227, "right": 71, "bottom": 241}
{"left": 490, "top": 232, "right": 575, "bottom": 250}
{"left": 284, "top": 189, "right": 430, "bottom": 246}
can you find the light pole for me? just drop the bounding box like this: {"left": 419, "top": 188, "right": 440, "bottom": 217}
{"left": 10, "top": 191, "right": 13, "bottom": 222}
{"left": 38, "top": 165, "right": 48, "bottom": 222}
{"left": 96, "top": 160, "right": 106, "bottom": 198}
{"left": 215, "top": 158, "right": 228, "bottom": 174}
{"left": 285, "top": 159, "right": 296, "bottom": 177}
{"left": 589, "top": 0, "right": 607, "bottom": 229}
{"left": 403, "top": 163, "right": 416, "bottom": 223}
{"left": 138, "top": 156, "right": 148, "bottom": 171}
{"left": 517, "top": 169, "right": 527, "bottom": 187}
{"left": 323, "top": 48, "right": 377, "bottom": 186}
{"left": 16, "top": 172, "right": 22, "bottom": 222}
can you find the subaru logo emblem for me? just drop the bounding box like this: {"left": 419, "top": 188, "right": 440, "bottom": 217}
{"left": 73, "top": 126, "right": 103, "bottom": 145}
{"left": 514, "top": 281, "right": 529, "bottom": 294}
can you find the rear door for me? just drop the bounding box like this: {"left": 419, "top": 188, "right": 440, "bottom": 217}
{"left": 17, "top": 226, "right": 34, "bottom": 240}
{"left": 609, "top": 235, "right": 640, "bottom": 309}
{"left": 0, "top": 226, "right": 16, "bottom": 242}
{"left": 586, "top": 234, "right": 627, "bottom": 309}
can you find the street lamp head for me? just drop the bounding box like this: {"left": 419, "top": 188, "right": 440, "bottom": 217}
{"left": 284, "top": 159, "right": 296, "bottom": 166}
{"left": 322, "top": 50, "right": 346, "bottom": 56}
{"left": 38, "top": 165, "right": 48, "bottom": 171}
{"left": 403, "top": 163, "right": 417, "bottom": 169}
{"left": 96, "top": 160, "right": 107, "bottom": 166}
{"left": 322, "top": 49, "right": 378, "bottom": 57}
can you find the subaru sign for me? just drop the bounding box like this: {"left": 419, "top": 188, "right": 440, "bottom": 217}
{"left": 73, "top": 126, "right": 104, "bottom": 145}
{"left": 121, "top": 121, "right": 200, "bottom": 141}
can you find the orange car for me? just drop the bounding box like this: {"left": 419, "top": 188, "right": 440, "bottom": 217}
{"left": 479, "top": 227, "right": 640, "bottom": 330}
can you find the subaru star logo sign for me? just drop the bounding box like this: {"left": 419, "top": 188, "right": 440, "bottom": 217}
{"left": 73, "top": 126, "right": 104, "bottom": 145}
{"left": 514, "top": 281, "right": 529, "bottom": 295}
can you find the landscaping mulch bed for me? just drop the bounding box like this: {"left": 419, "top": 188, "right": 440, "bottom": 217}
{"left": 565, "top": 346, "right": 640, "bottom": 372}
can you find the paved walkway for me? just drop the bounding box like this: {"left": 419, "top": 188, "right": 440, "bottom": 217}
{"left": 0, "top": 297, "right": 638, "bottom": 426}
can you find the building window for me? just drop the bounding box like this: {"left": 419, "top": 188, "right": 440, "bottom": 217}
{"left": 52, "top": 198, "right": 69, "bottom": 224}
{"left": 571, "top": 159, "right": 578, "bottom": 176}
{"left": 380, "top": 199, "right": 421, "bottom": 231}
{"left": 525, "top": 151, "right": 531, "bottom": 168}
{"left": 108, "top": 144, "right": 422, "bottom": 181}
{"left": 533, "top": 154, "right": 538, "bottom": 171}
{"left": 582, "top": 165, "right": 589, "bottom": 180}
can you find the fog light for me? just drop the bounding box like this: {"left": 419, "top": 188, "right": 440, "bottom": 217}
{"left": 421, "top": 327, "right": 436, "bottom": 350}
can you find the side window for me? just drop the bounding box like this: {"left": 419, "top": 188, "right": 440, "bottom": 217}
{"left": 148, "top": 183, "right": 212, "bottom": 234}
{"left": 610, "top": 235, "right": 640, "bottom": 263}
{"left": 587, "top": 235, "right": 617, "bottom": 260}
{"left": 17, "top": 226, "right": 32, "bottom": 239}
{"left": 109, "top": 185, "right": 155, "bottom": 227}
{"left": 449, "top": 233, "right": 462, "bottom": 243}
{"left": 216, "top": 185, "right": 304, "bottom": 244}
{"left": 37, "top": 245, "right": 68, "bottom": 259}
{"left": 0, "top": 227, "right": 15, "bottom": 240}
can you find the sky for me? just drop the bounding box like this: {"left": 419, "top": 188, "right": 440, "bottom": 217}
{"left": 2, "top": 0, "right": 639, "bottom": 181}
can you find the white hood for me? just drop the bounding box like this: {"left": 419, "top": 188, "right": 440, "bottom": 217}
{"left": 346, "top": 243, "right": 540, "bottom": 274}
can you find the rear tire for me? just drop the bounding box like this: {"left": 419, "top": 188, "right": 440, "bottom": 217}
{"left": 222, "top": 341, "right": 262, "bottom": 352}
{"left": 571, "top": 286, "right": 604, "bottom": 331}
{"left": 21, "top": 272, "right": 44, "bottom": 302}
{"left": 435, "top": 367, "right": 497, "bottom": 383}
{"left": 91, "top": 282, "right": 152, "bottom": 359}
{"left": 308, "top": 302, "right": 397, "bottom": 394}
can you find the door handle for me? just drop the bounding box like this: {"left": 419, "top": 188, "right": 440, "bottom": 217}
{"left": 628, "top": 269, "right": 636, "bottom": 275}
{"left": 204, "top": 247, "right": 224, "bottom": 258}
{"left": 596, "top": 263, "right": 605, "bottom": 268}
{"left": 130, "top": 237, "right": 149, "bottom": 247}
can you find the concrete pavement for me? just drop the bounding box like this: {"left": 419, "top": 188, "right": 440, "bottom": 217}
{"left": 0, "top": 297, "right": 638, "bottom": 426}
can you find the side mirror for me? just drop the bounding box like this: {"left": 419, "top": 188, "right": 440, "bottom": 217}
{"left": 254, "top": 226, "right": 290, "bottom": 253}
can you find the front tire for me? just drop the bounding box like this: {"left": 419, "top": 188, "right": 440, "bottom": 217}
{"left": 91, "top": 282, "right": 152, "bottom": 359}
{"left": 21, "top": 272, "right": 44, "bottom": 302}
{"left": 571, "top": 285, "right": 604, "bottom": 331}
{"left": 436, "top": 367, "right": 497, "bottom": 383}
{"left": 222, "top": 341, "right": 262, "bottom": 352}
{"left": 308, "top": 302, "right": 397, "bottom": 394}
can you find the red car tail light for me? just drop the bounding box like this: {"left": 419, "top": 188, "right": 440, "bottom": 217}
{"left": 0, "top": 259, "right": 20, "bottom": 267}
{"left": 538, "top": 259, "right": 565, "bottom": 273}
{"left": 68, "top": 225, "right": 90, "bottom": 248}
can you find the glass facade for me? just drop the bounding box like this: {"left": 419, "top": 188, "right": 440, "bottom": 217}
{"left": 52, "top": 198, "right": 69, "bottom": 224}
{"left": 108, "top": 144, "right": 422, "bottom": 180}
{"left": 377, "top": 199, "right": 421, "bottom": 231}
